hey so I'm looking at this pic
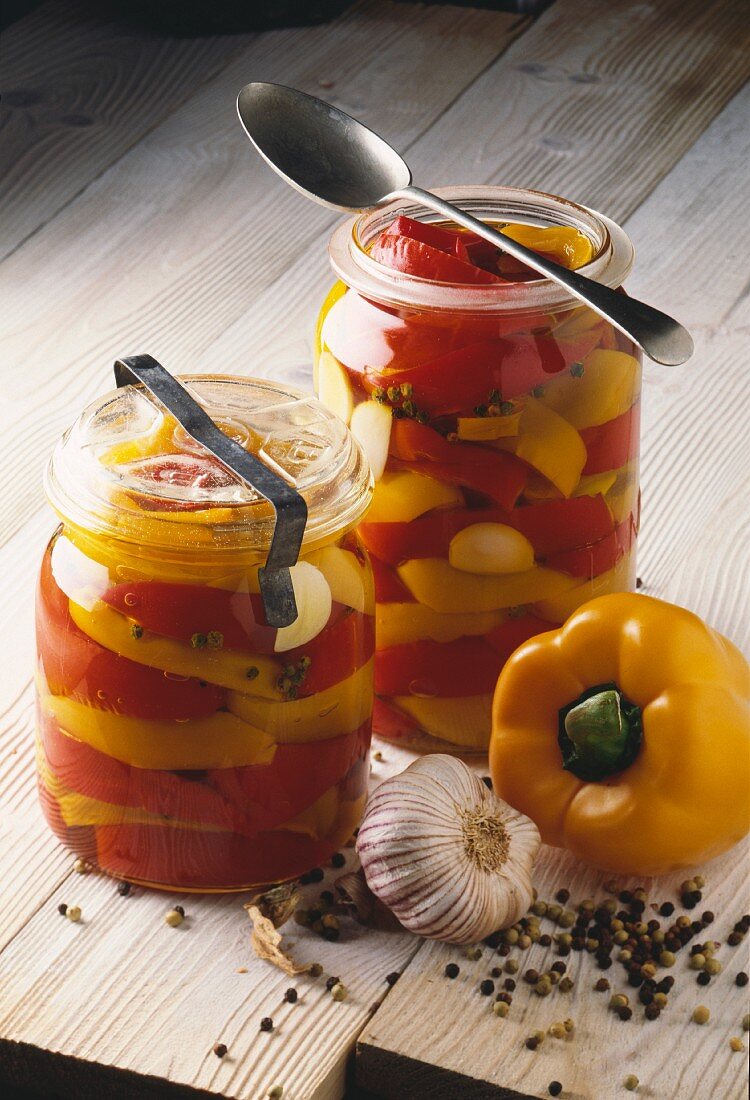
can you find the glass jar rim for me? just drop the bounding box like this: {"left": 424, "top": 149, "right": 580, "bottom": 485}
{"left": 328, "top": 185, "right": 635, "bottom": 314}
{"left": 45, "top": 374, "right": 373, "bottom": 558}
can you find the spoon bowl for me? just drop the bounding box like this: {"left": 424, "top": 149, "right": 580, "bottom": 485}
{"left": 237, "top": 82, "right": 411, "bottom": 211}
{"left": 237, "top": 81, "right": 693, "bottom": 365}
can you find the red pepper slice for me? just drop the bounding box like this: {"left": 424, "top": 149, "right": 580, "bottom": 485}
{"left": 372, "top": 696, "right": 423, "bottom": 741}
{"left": 545, "top": 515, "right": 636, "bottom": 577}
{"left": 484, "top": 614, "right": 553, "bottom": 660}
{"left": 580, "top": 403, "right": 640, "bottom": 474}
{"left": 371, "top": 233, "right": 503, "bottom": 285}
{"left": 370, "top": 552, "right": 416, "bottom": 603}
{"left": 40, "top": 711, "right": 370, "bottom": 838}
{"left": 359, "top": 494, "right": 614, "bottom": 566}
{"left": 37, "top": 560, "right": 225, "bottom": 719}
{"left": 375, "top": 637, "right": 502, "bottom": 697}
{"left": 383, "top": 215, "right": 463, "bottom": 254}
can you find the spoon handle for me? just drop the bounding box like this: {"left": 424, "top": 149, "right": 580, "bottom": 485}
{"left": 391, "top": 186, "right": 693, "bottom": 366}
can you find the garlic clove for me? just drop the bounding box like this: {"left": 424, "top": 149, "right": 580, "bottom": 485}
{"left": 356, "top": 755, "right": 540, "bottom": 945}
{"left": 274, "top": 562, "right": 332, "bottom": 652}
{"left": 349, "top": 400, "right": 392, "bottom": 481}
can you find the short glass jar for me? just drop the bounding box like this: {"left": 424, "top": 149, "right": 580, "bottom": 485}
{"left": 315, "top": 187, "right": 641, "bottom": 753}
{"left": 36, "top": 375, "right": 374, "bottom": 890}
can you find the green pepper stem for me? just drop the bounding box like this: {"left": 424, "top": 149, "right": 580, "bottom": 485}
{"left": 558, "top": 684, "right": 643, "bottom": 782}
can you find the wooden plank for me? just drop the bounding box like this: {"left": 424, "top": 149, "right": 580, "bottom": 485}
{"left": 0, "top": 0, "right": 256, "bottom": 260}
{"left": 356, "top": 842, "right": 750, "bottom": 1100}
{"left": 0, "top": 0, "right": 526, "bottom": 550}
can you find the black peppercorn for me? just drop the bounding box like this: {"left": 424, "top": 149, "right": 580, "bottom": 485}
{"left": 728, "top": 932, "right": 743, "bottom": 946}
{"left": 616, "top": 1005, "right": 633, "bottom": 1021}
{"left": 539, "top": 934, "right": 552, "bottom": 947}
{"left": 525, "top": 1036, "right": 539, "bottom": 1050}
{"left": 480, "top": 979, "right": 495, "bottom": 996}
{"left": 497, "top": 943, "right": 511, "bottom": 957}
{"left": 213, "top": 1042, "right": 227, "bottom": 1058}
{"left": 491, "top": 966, "right": 503, "bottom": 978}
{"left": 628, "top": 971, "right": 644, "bottom": 988}
{"left": 681, "top": 890, "right": 702, "bottom": 909}
{"left": 260, "top": 1017, "right": 273, "bottom": 1032}
{"left": 444, "top": 963, "right": 460, "bottom": 979}
{"left": 330, "top": 852, "right": 346, "bottom": 868}
{"left": 596, "top": 955, "right": 613, "bottom": 970}
{"left": 736, "top": 972, "right": 749, "bottom": 987}
{"left": 308, "top": 867, "right": 324, "bottom": 883}
{"left": 555, "top": 889, "right": 570, "bottom": 904}
{"left": 548, "top": 1083, "right": 563, "bottom": 1097}
{"left": 638, "top": 989, "right": 653, "bottom": 1005}
{"left": 325, "top": 975, "right": 341, "bottom": 991}
{"left": 644, "top": 1003, "right": 661, "bottom": 1020}
{"left": 504, "top": 978, "right": 516, "bottom": 992}
{"left": 701, "top": 911, "right": 714, "bottom": 925}
{"left": 524, "top": 969, "right": 539, "bottom": 984}
{"left": 117, "top": 881, "right": 131, "bottom": 897}
{"left": 551, "top": 962, "right": 567, "bottom": 975}
{"left": 557, "top": 944, "right": 571, "bottom": 957}
{"left": 284, "top": 988, "right": 298, "bottom": 1003}
{"left": 659, "top": 902, "right": 675, "bottom": 917}
{"left": 57, "top": 903, "right": 68, "bottom": 915}
{"left": 481, "top": 775, "right": 493, "bottom": 788}
{"left": 385, "top": 972, "right": 400, "bottom": 987}
{"left": 496, "top": 991, "right": 513, "bottom": 1004}
{"left": 697, "top": 972, "right": 711, "bottom": 987}
{"left": 174, "top": 905, "right": 185, "bottom": 917}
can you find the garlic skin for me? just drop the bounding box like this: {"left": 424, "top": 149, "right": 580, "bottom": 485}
{"left": 356, "top": 755, "right": 541, "bottom": 944}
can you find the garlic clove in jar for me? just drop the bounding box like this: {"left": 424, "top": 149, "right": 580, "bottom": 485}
{"left": 356, "top": 754, "right": 540, "bottom": 945}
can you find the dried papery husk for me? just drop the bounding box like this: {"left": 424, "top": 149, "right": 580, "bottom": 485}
{"left": 245, "top": 904, "right": 315, "bottom": 975}
{"left": 249, "top": 882, "right": 301, "bottom": 928}
{"left": 356, "top": 754, "right": 541, "bottom": 944}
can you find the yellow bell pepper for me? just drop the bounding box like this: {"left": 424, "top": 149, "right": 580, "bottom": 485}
{"left": 490, "top": 593, "right": 750, "bottom": 875}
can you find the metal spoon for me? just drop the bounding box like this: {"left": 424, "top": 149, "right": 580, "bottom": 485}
{"left": 237, "top": 82, "right": 692, "bottom": 366}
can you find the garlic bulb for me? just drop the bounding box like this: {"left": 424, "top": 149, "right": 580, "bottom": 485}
{"left": 356, "top": 754, "right": 540, "bottom": 944}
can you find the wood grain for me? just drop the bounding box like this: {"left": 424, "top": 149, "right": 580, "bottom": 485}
{"left": 357, "top": 842, "right": 750, "bottom": 1100}
{"left": 0, "top": 0, "right": 526, "bottom": 550}
{"left": 0, "top": 0, "right": 255, "bottom": 260}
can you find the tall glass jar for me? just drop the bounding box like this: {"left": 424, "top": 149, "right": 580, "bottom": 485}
{"left": 315, "top": 187, "right": 641, "bottom": 753}
{"left": 36, "top": 375, "right": 374, "bottom": 890}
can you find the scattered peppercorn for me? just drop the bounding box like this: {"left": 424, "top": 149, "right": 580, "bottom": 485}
{"left": 267, "top": 1088, "right": 283, "bottom": 1100}
{"left": 165, "top": 908, "right": 183, "bottom": 927}
{"left": 644, "top": 1003, "right": 661, "bottom": 1021}
{"left": 696, "top": 972, "right": 710, "bottom": 987}
{"left": 444, "top": 963, "right": 460, "bottom": 979}
{"left": 325, "top": 976, "right": 340, "bottom": 991}
{"left": 504, "top": 958, "right": 519, "bottom": 974}
{"left": 594, "top": 978, "right": 610, "bottom": 992}
{"left": 308, "top": 963, "right": 323, "bottom": 978}
{"left": 465, "top": 945, "right": 482, "bottom": 960}
{"left": 548, "top": 1082, "right": 562, "bottom": 1097}
{"left": 624, "top": 1074, "right": 639, "bottom": 1091}
{"left": 480, "top": 979, "right": 494, "bottom": 996}
{"left": 174, "top": 905, "right": 185, "bottom": 917}
{"left": 558, "top": 977, "right": 575, "bottom": 993}
{"left": 659, "top": 950, "right": 675, "bottom": 968}
{"left": 330, "top": 983, "right": 347, "bottom": 1002}
{"left": 57, "top": 903, "right": 68, "bottom": 915}
{"left": 659, "top": 902, "right": 675, "bottom": 917}
{"left": 549, "top": 1022, "right": 567, "bottom": 1039}
{"left": 117, "top": 881, "right": 131, "bottom": 896}
{"left": 616, "top": 1006, "right": 633, "bottom": 1021}
{"left": 692, "top": 1006, "right": 710, "bottom": 1025}
{"left": 735, "top": 972, "right": 748, "bottom": 987}
{"left": 66, "top": 906, "right": 82, "bottom": 923}
{"left": 493, "top": 1001, "right": 509, "bottom": 1018}
{"left": 503, "top": 978, "right": 516, "bottom": 992}
{"left": 284, "top": 989, "right": 298, "bottom": 1004}
{"left": 729, "top": 1038, "right": 745, "bottom": 1053}
{"left": 213, "top": 1043, "right": 227, "bottom": 1058}
{"left": 330, "top": 852, "right": 346, "bottom": 869}
{"left": 525, "top": 1036, "right": 540, "bottom": 1051}
{"left": 385, "top": 972, "right": 400, "bottom": 987}
{"left": 260, "top": 1017, "right": 274, "bottom": 1032}
{"left": 551, "top": 961, "right": 567, "bottom": 975}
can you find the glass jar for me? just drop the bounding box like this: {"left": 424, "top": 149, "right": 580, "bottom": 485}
{"left": 36, "top": 374, "right": 374, "bottom": 891}
{"left": 315, "top": 186, "right": 641, "bottom": 753}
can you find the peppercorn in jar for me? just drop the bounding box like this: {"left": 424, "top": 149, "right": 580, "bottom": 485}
{"left": 36, "top": 373, "right": 374, "bottom": 890}
{"left": 315, "top": 186, "right": 642, "bottom": 752}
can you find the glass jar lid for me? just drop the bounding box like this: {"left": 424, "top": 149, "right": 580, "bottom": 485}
{"left": 46, "top": 375, "right": 373, "bottom": 554}
{"left": 329, "top": 185, "right": 635, "bottom": 314}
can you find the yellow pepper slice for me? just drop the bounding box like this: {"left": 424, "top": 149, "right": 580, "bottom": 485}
{"left": 69, "top": 599, "right": 282, "bottom": 697}
{"left": 227, "top": 658, "right": 374, "bottom": 743}
{"left": 500, "top": 224, "right": 594, "bottom": 269}
{"left": 366, "top": 470, "right": 463, "bottom": 524}
{"left": 515, "top": 398, "right": 586, "bottom": 498}
{"left": 542, "top": 349, "right": 641, "bottom": 430}
{"left": 393, "top": 694, "right": 493, "bottom": 748}
{"left": 376, "top": 602, "right": 507, "bottom": 647}
{"left": 397, "top": 558, "right": 576, "bottom": 614}
{"left": 456, "top": 413, "right": 521, "bottom": 441}
{"left": 533, "top": 550, "right": 635, "bottom": 624}
{"left": 41, "top": 694, "right": 277, "bottom": 770}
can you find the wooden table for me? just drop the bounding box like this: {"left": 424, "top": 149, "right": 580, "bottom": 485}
{"left": 1, "top": 2, "right": 749, "bottom": 1097}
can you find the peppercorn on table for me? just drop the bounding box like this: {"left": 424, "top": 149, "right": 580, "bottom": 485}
{"left": 1, "top": 1, "right": 749, "bottom": 1099}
